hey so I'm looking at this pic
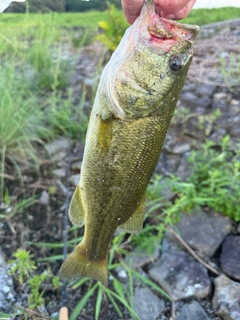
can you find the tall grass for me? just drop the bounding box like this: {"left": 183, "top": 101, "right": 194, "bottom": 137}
{"left": 0, "top": 63, "right": 44, "bottom": 200}
{"left": 0, "top": 11, "right": 95, "bottom": 202}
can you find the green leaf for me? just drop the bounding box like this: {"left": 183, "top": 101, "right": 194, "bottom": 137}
{"left": 0, "top": 313, "right": 13, "bottom": 319}
{"left": 131, "top": 269, "right": 172, "bottom": 301}
{"left": 70, "top": 282, "right": 98, "bottom": 320}
{"left": 105, "top": 291, "right": 123, "bottom": 318}
{"left": 104, "top": 287, "right": 140, "bottom": 320}
{"left": 98, "top": 21, "right": 110, "bottom": 31}
{"left": 95, "top": 285, "right": 103, "bottom": 320}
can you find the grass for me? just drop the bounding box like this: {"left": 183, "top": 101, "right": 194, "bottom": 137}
{"left": 181, "top": 7, "right": 240, "bottom": 25}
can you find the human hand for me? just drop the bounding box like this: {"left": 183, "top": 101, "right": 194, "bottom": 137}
{"left": 121, "top": 0, "right": 196, "bottom": 24}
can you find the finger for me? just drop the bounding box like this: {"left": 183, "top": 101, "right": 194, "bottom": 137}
{"left": 160, "top": 0, "right": 196, "bottom": 19}
{"left": 155, "top": 0, "right": 196, "bottom": 15}
{"left": 121, "top": 0, "right": 144, "bottom": 24}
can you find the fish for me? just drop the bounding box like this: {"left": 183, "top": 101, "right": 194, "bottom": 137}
{"left": 0, "top": 0, "right": 26, "bottom": 13}
{"left": 59, "top": 0, "right": 199, "bottom": 287}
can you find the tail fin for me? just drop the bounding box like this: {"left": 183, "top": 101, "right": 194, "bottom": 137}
{"left": 59, "top": 242, "right": 108, "bottom": 287}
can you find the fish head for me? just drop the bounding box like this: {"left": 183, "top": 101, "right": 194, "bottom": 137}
{"left": 103, "top": 0, "right": 199, "bottom": 120}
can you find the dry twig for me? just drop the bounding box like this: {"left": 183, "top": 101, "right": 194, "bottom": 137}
{"left": 167, "top": 225, "right": 220, "bottom": 276}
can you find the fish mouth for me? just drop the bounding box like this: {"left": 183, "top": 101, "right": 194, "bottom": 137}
{"left": 135, "top": 0, "right": 199, "bottom": 53}
{"left": 148, "top": 15, "right": 199, "bottom": 43}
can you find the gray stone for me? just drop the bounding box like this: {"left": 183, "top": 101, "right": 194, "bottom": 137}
{"left": 70, "top": 174, "right": 80, "bottom": 187}
{"left": 45, "top": 137, "right": 71, "bottom": 156}
{"left": 237, "top": 223, "right": 240, "bottom": 234}
{"left": 51, "top": 151, "right": 67, "bottom": 162}
{"left": 52, "top": 168, "right": 66, "bottom": 178}
{"left": 166, "top": 209, "right": 232, "bottom": 257}
{"left": 213, "top": 92, "right": 232, "bottom": 102}
{"left": 155, "top": 152, "right": 181, "bottom": 176}
{"left": 134, "top": 287, "right": 165, "bottom": 320}
{"left": 71, "top": 161, "right": 82, "bottom": 171}
{"left": 163, "top": 138, "right": 190, "bottom": 155}
{"left": 125, "top": 247, "right": 159, "bottom": 269}
{"left": 0, "top": 249, "right": 15, "bottom": 312}
{"left": 183, "top": 116, "right": 213, "bottom": 140}
{"left": 39, "top": 191, "right": 50, "bottom": 205}
{"left": 213, "top": 274, "right": 240, "bottom": 320}
{"left": 175, "top": 152, "right": 192, "bottom": 180}
{"left": 195, "top": 84, "right": 216, "bottom": 97}
{"left": 210, "top": 128, "right": 228, "bottom": 144}
{"left": 117, "top": 269, "right": 128, "bottom": 280}
{"left": 180, "top": 94, "right": 212, "bottom": 109}
{"left": 220, "top": 235, "right": 240, "bottom": 281}
{"left": 172, "top": 142, "right": 191, "bottom": 154}
{"left": 229, "top": 125, "right": 240, "bottom": 138}
{"left": 176, "top": 300, "right": 210, "bottom": 320}
{"left": 148, "top": 248, "right": 211, "bottom": 301}
{"left": 230, "top": 99, "right": 240, "bottom": 115}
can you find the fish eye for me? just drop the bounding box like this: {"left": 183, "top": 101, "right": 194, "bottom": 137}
{"left": 169, "top": 54, "right": 183, "bottom": 72}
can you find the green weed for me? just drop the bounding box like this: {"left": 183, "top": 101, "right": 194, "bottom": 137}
{"left": 220, "top": 53, "right": 240, "bottom": 92}
{"left": 28, "top": 269, "right": 60, "bottom": 309}
{"left": 8, "top": 249, "right": 36, "bottom": 284}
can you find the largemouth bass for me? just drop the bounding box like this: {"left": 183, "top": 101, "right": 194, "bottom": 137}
{"left": 60, "top": 0, "right": 199, "bottom": 287}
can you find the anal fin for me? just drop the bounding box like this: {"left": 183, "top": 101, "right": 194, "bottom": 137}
{"left": 118, "top": 194, "right": 145, "bottom": 234}
{"left": 69, "top": 184, "right": 85, "bottom": 227}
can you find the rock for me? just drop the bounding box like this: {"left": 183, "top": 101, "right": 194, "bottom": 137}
{"left": 181, "top": 83, "right": 196, "bottom": 93}
{"left": 230, "top": 99, "right": 240, "bottom": 115}
{"left": 172, "top": 142, "right": 191, "bottom": 154}
{"left": 180, "top": 94, "right": 212, "bottom": 109}
{"left": 213, "top": 274, "right": 240, "bottom": 320}
{"left": 229, "top": 124, "right": 240, "bottom": 137}
{"left": 70, "top": 174, "right": 80, "bottom": 187}
{"left": 166, "top": 209, "right": 232, "bottom": 257}
{"left": 155, "top": 152, "right": 181, "bottom": 176}
{"left": 237, "top": 223, "right": 240, "bottom": 234}
{"left": 45, "top": 137, "right": 71, "bottom": 156}
{"left": 0, "top": 249, "right": 15, "bottom": 312}
{"left": 134, "top": 287, "right": 165, "bottom": 320}
{"left": 71, "top": 161, "right": 82, "bottom": 171}
{"left": 39, "top": 191, "right": 50, "bottom": 205}
{"left": 174, "top": 152, "right": 192, "bottom": 180}
{"left": 51, "top": 151, "right": 67, "bottom": 162}
{"left": 195, "top": 84, "right": 217, "bottom": 98}
{"left": 175, "top": 300, "right": 211, "bottom": 320}
{"left": 148, "top": 248, "right": 211, "bottom": 300}
{"left": 220, "top": 235, "right": 240, "bottom": 281}
{"left": 213, "top": 92, "right": 232, "bottom": 102}
{"left": 52, "top": 168, "right": 66, "bottom": 178}
{"left": 163, "top": 138, "right": 190, "bottom": 155}
{"left": 125, "top": 247, "right": 159, "bottom": 269}
{"left": 117, "top": 269, "right": 128, "bottom": 280}
{"left": 210, "top": 128, "right": 228, "bottom": 144}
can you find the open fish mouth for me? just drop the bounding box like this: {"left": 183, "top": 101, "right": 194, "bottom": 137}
{"left": 148, "top": 15, "right": 199, "bottom": 42}
{"left": 133, "top": 0, "right": 199, "bottom": 53}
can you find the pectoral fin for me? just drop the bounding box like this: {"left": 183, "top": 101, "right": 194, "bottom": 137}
{"left": 118, "top": 195, "right": 145, "bottom": 234}
{"left": 69, "top": 184, "right": 85, "bottom": 227}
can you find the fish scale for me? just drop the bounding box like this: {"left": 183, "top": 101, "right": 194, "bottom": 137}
{"left": 59, "top": 0, "right": 199, "bottom": 286}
